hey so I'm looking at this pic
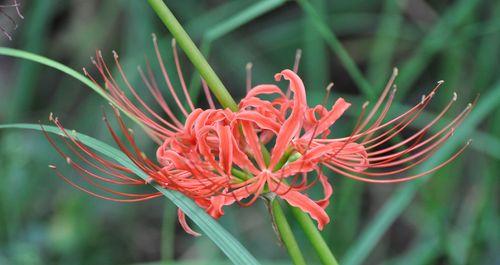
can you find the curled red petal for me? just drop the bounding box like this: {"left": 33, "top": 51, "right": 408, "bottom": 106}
{"left": 269, "top": 69, "right": 307, "bottom": 168}
{"left": 315, "top": 169, "right": 333, "bottom": 209}
{"left": 268, "top": 179, "right": 330, "bottom": 230}
{"left": 303, "top": 98, "right": 351, "bottom": 139}
{"left": 178, "top": 209, "right": 201, "bottom": 237}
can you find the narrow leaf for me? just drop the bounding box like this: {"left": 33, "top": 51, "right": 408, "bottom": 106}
{"left": 0, "top": 123, "right": 261, "bottom": 265}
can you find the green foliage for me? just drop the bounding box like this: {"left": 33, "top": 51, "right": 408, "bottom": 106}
{"left": 0, "top": 0, "right": 498, "bottom": 264}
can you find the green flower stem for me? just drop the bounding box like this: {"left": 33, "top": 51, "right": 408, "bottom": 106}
{"left": 231, "top": 168, "right": 251, "bottom": 181}
{"left": 273, "top": 147, "right": 293, "bottom": 171}
{"left": 290, "top": 207, "right": 339, "bottom": 265}
{"left": 275, "top": 152, "right": 339, "bottom": 265}
{"left": 261, "top": 143, "right": 271, "bottom": 166}
{"left": 271, "top": 199, "right": 307, "bottom": 265}
{"left": 147, "top": 0, "right": 238, "bottom": 111}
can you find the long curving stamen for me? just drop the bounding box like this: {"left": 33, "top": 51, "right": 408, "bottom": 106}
{"left": 14, "top": 0, "right": 23, "bottom": 18}
{"left": 328, "top": 101, "right": 472, "bottom": 174}
{"left": 357, "top": 67, "right": 399, "bottom": 132}
{"left": 42, "top": 123, "right": 161, "bottom": 202}
{"left": 365, "top": 93, "right": 463, "bottom": 156}
{"left": 50, "top": 165, "right": 161, "bottom": 202}
{"left": 285, "top": 49, "right": 303, "bottom": 98}
{"left": 112, "top": 51, "right": 182, "bottom": 133}
{"left": 361, "top": 87, "right": 397, "bottom": 143}
{"left": 86, "top": 55, "right": 177, "bottom": 139}
{"left": 109, "top": 107, "right": 163, "bottom": 172}
{"left": 51, "top": 126, "right": 142, "bottom": 185}
{"left": 142, "top": 59, "right": 183, "bottom": 127}
{"left": 50, "top": 114, "right": 136, "bottom": 175}
{"left": 171, "top": 39, "right": 195, "bottom": 112}
{"left": 364, "top": 104, "right": 471, "bottom": 168}
{"left": 323, "top": 139, "right": 470, "bottom": 183}
{"left": 332, "top": 127, "right": 454, "bottom": 171}
{"left": 324, "top": 85, "right": 439, "bottom": 143}
{"left": 68, "top": 159, "right": 158, "bottom": 197}
{"left": 201, "top": 79, "right": 216, "bottom": 109}
{"left": 0, "top": 25, "right": 12, "bottom": 41}
{"left": 359, "top": 97, "right": 431, "bottom": 149}
{"left": 365, "top": 129, "right": 457, "bottom": 169}
{"left": 360, "top": 81, "right": 444, "bottom": 146}
{"left": 326, "top": 97, "right": 471, "bottom": 172}
{"left": 2, "top": 1, "right": 23, "bottom": 19}
{"left": 152, "top": 33, "right": 190, "bottom": 117}
{"left": 327, "top": 100, "right": 369, "bottom": 160}
{"left": 102, "top": 111, "right": 159, "bottom": 176}
{"left": 44, "top": 122, "right": 141, "bottom": 185}
{"left": 246, "top": 62, "right": 253, "bottom": 93}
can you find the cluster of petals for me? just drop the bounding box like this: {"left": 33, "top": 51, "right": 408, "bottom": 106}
{"left": 156, "top": 69, "right": 347, "bottom": 231}
{"left": 44, "top": 36, "right": 472, "bottom": 235}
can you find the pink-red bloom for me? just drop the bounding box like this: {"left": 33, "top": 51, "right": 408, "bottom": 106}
{"left": 44, "top": 37, "right": 472, "bottom": 235}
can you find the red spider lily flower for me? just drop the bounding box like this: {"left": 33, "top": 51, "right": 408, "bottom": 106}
{"left": 172, "top": 68, "right": 472, "bottom": 230}
{"left": 0, "top": 0, "right": 23, "bottom": 40}
{"left": 44, "top": 35, "right": 221, "bottom": 235}
{"left": 43, "top": 36, "right": 472, "bottom": 235}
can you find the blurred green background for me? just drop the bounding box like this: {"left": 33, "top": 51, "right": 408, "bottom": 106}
{"left": 0, "top": 0, "right": 498, "bottom": 264}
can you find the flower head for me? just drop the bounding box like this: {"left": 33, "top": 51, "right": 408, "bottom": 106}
{"left": 44, "top": 37, "right": 472, "bottom": 234}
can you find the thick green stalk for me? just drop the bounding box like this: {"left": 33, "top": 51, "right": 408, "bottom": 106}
{"left": 147, "top": 0, "right": 238, "bottom": 111}
{"left": 291, "top": 207, "right": 339, "bottom": 265}
{"left": 272, "top": 200, "right": 307, "bottom": 265}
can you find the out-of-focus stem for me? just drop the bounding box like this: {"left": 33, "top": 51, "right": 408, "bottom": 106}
{"left": 271, "top": 199, "right": 307, "bottom": 265}
{"left": 290, "top": 206, "right": 339, "bottom": 265}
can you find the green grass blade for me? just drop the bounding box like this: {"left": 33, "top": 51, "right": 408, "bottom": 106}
{"left": 0, "top": 123, "right": 261, "bottom": 265}
{"left": 0, "top": 47, "right": 106, "bottom": 99}
{"left": 161, "top": 202, "right": 177, "bottom": 262}
{"left": 297, "top": 0, "right": 375, "bottom": 99}
{"left": 472, "top": 2, "right": 500, "bottom": 89}
{"left": 185, "top": 0, "right": 253, "bottom": 37}
{"left": 396, "top": 0, "right": 480, "bottom": 95}
{"left": 366, "top": 0, "right": 402, "bottom": 88}
{"left": 382, "top": 238, "right": 440, "bottom": 265}
{"left": 6, "top": 1, "right": 57, "bottom": 121}
{"left": 303, "top": 0, "right": 328, "bottom": 104}
{"left": 342, "top": 80, "right": 500, "bottom": 265}
{"left": 205, "top": 0, "right": 286, "bottom": 42}
{"left": 0, "top": 47, "right": 149, "bottom": 130}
